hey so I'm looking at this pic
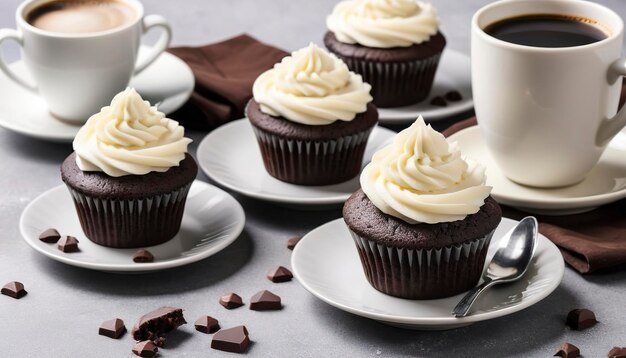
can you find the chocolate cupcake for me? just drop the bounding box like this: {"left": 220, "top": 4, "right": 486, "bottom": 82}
{"left": 343, "top": 117, "right": 501, "bottom": 299}
{"left": 325, "top": 0, "right": 446, "bottom": 107}
{"left": 248, "top": 43, "right": 377, "bottom": 186}
{"left": 61, "top": 88, "right": 196, "bottom": 248}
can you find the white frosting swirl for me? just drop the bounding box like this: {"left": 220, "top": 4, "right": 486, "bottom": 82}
{"left": 360, "top": 116, "right": 491, "bottom": 224}
{"left": 327, "top": 0, "right": 440, "bottom": 48}
{"left": 252, "top": 43, "right": 372, "bottom": 125}
{"left": 73, "top": 88, "right": 192, "bottom": 177}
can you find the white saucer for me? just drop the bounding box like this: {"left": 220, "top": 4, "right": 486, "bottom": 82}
{"left": 19, "top": 180, "right": 245, "bottom": 273}
{"left": 378, "top": 49, "right": 473, "bottom": 124}
{"left": 196, "top": 119, "right": 396, "bottom": 208}
{"left": 449, "top": 126, "right": 626, "bottom": 215}
{"left": 291, "top": 217, "right": 564, "bottom": 330}
{"left": 0, "top": 46, "right": 195, "bottom": 143}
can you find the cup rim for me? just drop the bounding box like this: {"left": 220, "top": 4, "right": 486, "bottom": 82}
{"left": 472, "top": 0, "right": 624, "bottom": 52}
{"left": 16, "top": 0, "right": 145, "bottom": 38}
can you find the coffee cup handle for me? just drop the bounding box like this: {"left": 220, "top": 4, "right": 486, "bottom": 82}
{"left": 133, "top": 15, "right": 172, "bottom": 75}
{"left": 0, "top": 29, "right": 37, "bottom": 93}
{"left": 596, "top": 58, "right": 626, "bottom": 145}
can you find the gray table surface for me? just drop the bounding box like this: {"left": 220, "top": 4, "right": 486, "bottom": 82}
{"left": 1, "top": 0, "right": 625, "bottom": 357}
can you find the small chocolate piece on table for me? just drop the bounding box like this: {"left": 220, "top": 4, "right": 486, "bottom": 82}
{"left": 131, "top": 307, "right": 186, "bottom": 347}
{"left": 57, "top": 236, "right": 79, "bottom": 253}
{"left": 445, "top": 90, "right": 463, "bottom": 102}
{"left": 429, "top": 96, "right": 447, "bottom": 107}
{"left": 99, "top": 318, "right": 126, "bottom": 339}
{"left": 1, "top": 281, "right": 27, "bottom": 299}
{"left": 566, "top": 308, "right": 598, "bottom": 330}
{"left": 219, "top": 293, "right": 244, "bottom": 309}
{"left": 133, "top": 249, "right": 154, "bottom": 263}
{"left": 249, "top": 290, "right": 282, "bottom": 311}
{"left": 132, "top": 340, "right": 158, "bottom": 358}
{"left": 608, "top": 347, "right": 626, "bottom": 358}
{"left": 287, "top": 236, "right": 302, "bottom": 250}
{"left": 554, "top": 343, "right": 580, "bottom": 358}
{"left": 39, "top": 228, "right": 61, "bottom": 243}
{"left": 267, "top": 266, "right": 293, "bottom": 283}
{"left": 211, "top": 325, "right": 250, "bottom": 353}
{"left": 195, "top": 315, "right": 220, "bottom": 334}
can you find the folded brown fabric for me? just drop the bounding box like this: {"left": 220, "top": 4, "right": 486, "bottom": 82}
{"left": 442, "top": 83, "right": 626, "bottom": 274}
{"left": 167, "top": 34, "right": 288, "bottom": 131}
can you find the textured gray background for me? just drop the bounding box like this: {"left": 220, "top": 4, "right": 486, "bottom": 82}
{"left": 1, "top": 0, "right": 626, "bottom": 357}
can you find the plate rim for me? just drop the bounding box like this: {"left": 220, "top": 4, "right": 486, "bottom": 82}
{"left": 291, "top": 217, "right": 564, "bottom": 327}
{"left": 19, "top": 180, "right": 245, "bottom": 272}
{"left": 197, "top": 118, "right": 397, "bottom": 205}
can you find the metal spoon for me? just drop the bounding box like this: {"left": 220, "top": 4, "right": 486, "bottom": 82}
{"left": 452, "top": 216, "right": 538, "bottom": 317}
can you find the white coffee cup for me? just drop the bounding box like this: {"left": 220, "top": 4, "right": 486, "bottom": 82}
{"left": 472, "top": 0, "right": 626, "bottom": 188}
{"left": 0, "top": 0, "right": 171, "bottom": 123}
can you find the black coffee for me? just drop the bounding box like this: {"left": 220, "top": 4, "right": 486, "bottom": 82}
{"left": 485, "top": 14, "right": 608, "bottom": 48}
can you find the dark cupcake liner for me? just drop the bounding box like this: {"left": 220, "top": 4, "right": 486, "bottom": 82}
{"left": 250, "top": 124, "right": 374, "bottom": 186}
{"left": 66, "top": 183, "right": 192, "bottom": 248}
{"left": 348, "top": 228, "right": 494, "bottom": 299}
{"left": 340, "top": 54, "right": 442, "bottom": 108}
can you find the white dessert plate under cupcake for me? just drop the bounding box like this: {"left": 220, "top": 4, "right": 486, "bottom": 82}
{"left": 378, "top": 49, "right": 473, "bottom": 124}
{"left": 197, "top": 118, "right": 396, "bottom": 208}
{"left": 449, "top": 126, "right": 626, "bottom": 215}
{"left": 0, "top": 46, "right": 194, "bottom": 143}
{"left": 291, "top": 217, "right": 564, "bottom": 330}
{"left": 19, "top": 180, "right": 245, "bottom": 273}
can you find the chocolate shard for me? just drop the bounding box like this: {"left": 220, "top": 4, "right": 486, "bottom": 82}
{"left": 57, "top": 236, "right": 79, "bottom": 253}
{"left": 429, "top": 96, "right": 447, "bottom": 107}
{"left": 39, "top": 228, "right": 61, "bottom": 243}
{"left": 219, "top": 293, "right": 244, "bottom": 309}
{"left": 267, "top": 266, "right": 293, "bottom": 283}
{"left": 554, "top": 343, "right": 580, "bottom": 358}
{"left": 608, "top": 347, "right": 626, "bottom": 358}
{"left": 133, "top": 249, "right": 154, "bottom": 263}
{"left": 445, "top": 90, "right": 463, "bottom": 102}
{"left": 194, "top": 315, "right": 220, "bottom": 334}
{"left": 1, "top": 281, "right": 27, "bottom": 299}
{"left": 99, "top": 318, "right": 126, "bottom": 339}
{"left": 132, "top": 340, "right": 158, "bottom": 358}
{"left": 211, "top": 325, "right": 250, "bottom": 353}
{"left": 131, "top": 307, "right": 186, "bottom": 347}
{"left": 287, "top": 236, "right": 302, "bottom": 250}
{"left": 249, "top": 290, "right": 282, "bottom": 311}
{"left": 566, "top": 308, "right": 598, "bottom": 330}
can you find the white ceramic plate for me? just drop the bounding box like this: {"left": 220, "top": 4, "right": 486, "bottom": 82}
{"left": 196, "top": 119, "right": 396, "bottom": 208}
{"left": 378, "top": 49, "right": 473, "bottom": 124}
{"left": 292, "top": 217, "right": 564, "bottom": 330}
{"left": 19, "top": 180, "right": 245, "bottom": 273}
{"left": 449, "top": 126, "right": 626, "bottom": 215}
{"left": 0, "top": 46, "right": 194, "bottom": 143}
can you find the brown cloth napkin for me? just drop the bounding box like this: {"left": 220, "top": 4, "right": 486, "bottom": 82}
{"left": 167, "top": 34, "right": 288, "bottom": 131}
{"left": 442, "top": 83, "right": 626, "bottom": 274}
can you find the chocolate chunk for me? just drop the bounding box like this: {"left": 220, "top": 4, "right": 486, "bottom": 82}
{"left": 99, "top": 318, "right": 126, "bottom": 339}
{"left": 249, "top": 290, "right": 282, "bottom": 311}
{"left": 211, "top": 325, "right": 250, "bottom": 353}
{"left": 1, "top": 281, "right": 27, "bottom": 299}
{"left": 131, "top": 307, "right": 186, "bottom": 346}
{"left": 194, "top": 316, "right": 220, "bottom": 334}
{"left": 429, "top": 96, "right": 447, "bottom": 107}
{"left": 133, "top": 249, "right": 154, "bottom": 263}
{"left": 445, "top": 90, "right": 463, "bottom": 102}
{"left": 566, "top": 308, "right": 598, "bottom": 330}
{"left": 608, "top": 347, "right": 626, "bottom": 358}
{"left": 57, "top": 236, "right": 79, "bottom": 253}
{"left": 267, "top": 266, "right": 293, "bottom": 283}
{"left": 132, "top": 340, "right": 158, "bottom": 358}
{"left": 39, "top": 228, "right": 61, "bottom": 243}
{"left": 219, "top": 293, "right": 244, "bottom": 309}
{"left": 554, "top": 343, "right": 580, "bottom": 358}
{"left": 287, "top": 236, "right": 302, "bottom": 250}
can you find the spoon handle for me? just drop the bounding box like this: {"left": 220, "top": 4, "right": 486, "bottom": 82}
{"left": 452, "top": 277, "right": 495, "bottom": 317}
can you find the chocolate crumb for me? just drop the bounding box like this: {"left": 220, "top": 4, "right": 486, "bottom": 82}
{"left": 132, "top": 340, "right": 158, "bottom": 357}
{"left": 287, "top": 236, "right": 302, "bottom": 250}
{"left": 250, "top": 290, "right": 282, "bottom": 311}
{"left": 608, "top": 347, "right": 626, "bottom": 358}
{"left": 566, "top": 308, "right": 597, "bottom": 330}
{"left": 133, "top": 249, "right": 154, "bottom": 263}
{"left": 554, "top": 342, "right": 580, "bottom": 358}
{"left": 57, "top": 236, "right": 79, "bottom": 253}
{"left": 219, "top": 293, "right": 244, "bottom": 309}
{"left": 39, "top": 228, "right": 61, "bottom": 243}
{"left": 429, "top": 96, "right": 447, "bottom": 107}
{"left": 1, "top": 281, "right": 27, "bottom": 299}
{"left": 445, "top": 90, "right": 463, "bottom": 102}
{"left": 195, "top": 316, "right": 220, "bottom": 334}
{"left": 99, "top": 318, "right": 126, "bottom": 339}
{"left": 267, "top": 266, "right": 293, "bottom": 283}
{"left": 211, "top": 325, "right": 250, "bottom": 353}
